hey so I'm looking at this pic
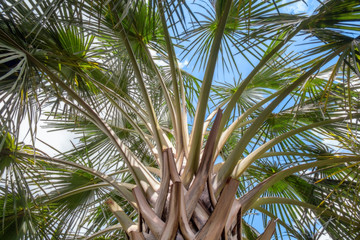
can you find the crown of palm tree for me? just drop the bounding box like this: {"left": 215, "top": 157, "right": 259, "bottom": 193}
{"left": 1, "top": 0, "right": 360, "bottom": 239}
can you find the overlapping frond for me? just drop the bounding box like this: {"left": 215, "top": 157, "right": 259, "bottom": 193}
{"left": 1, "top": 0, "right": 360, "bottom": 239}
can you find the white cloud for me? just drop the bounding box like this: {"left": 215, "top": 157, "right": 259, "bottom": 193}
{"left": 316, "top": 71, "right": 332, "bottom": 81}
{"left": 148, "top": 48, "right": 167, "bottom": 66}
{"left": 322, "top": 138, "right": 341, "bottom": 152}
{"left": 308, "top": 129, "right": 341, "bottom": 153}
{"left": 293, "top": 208, "right": 334, "bottom": 240}
{"left": 19, "top": 118, "right": 78, "bottom": 156}
{"left": 149, "top": 48, "right": 188, "bottom": 69}
{"left": 178, "top": 59, "right": 189, "bottom": 68}
{"left": 318, "top": 232, "right": 332, "bottom": 240}
{"left": 281, "top": 0, "right": 308, "bottom": 14}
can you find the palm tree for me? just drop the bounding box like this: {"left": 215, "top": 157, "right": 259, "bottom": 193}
{"left": 1, "top": 0, "right": 360, "bottom": 239}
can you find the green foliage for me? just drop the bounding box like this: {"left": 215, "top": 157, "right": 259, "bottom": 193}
{"left": 1, "top": 0, "right": 360, "bottom": 239}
